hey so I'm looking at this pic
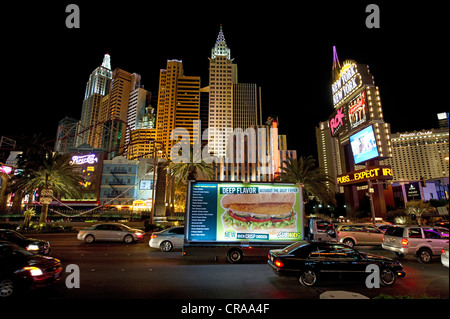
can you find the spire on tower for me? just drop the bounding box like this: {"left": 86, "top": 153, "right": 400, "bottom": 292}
{"left": 211, "top": 25, "right": 231, "bottom": 60}
{"left": 332, "top": 46, "right": 341, "bottom": 82}
{"left": 102, "top": 53, "right": 111, "bottom": 70}
{"left": 332, "top": 46, "right": 340, "bottom": 70}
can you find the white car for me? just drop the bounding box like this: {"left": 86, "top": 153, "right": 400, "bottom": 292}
{"left": 77, "top": 223, "right": 145, "bottom": 243}
{"left": 442, "top": 245, "right": 449, "bottom": 268}
{"left": 149, "top": 227, "right": 184, "bottom": 252}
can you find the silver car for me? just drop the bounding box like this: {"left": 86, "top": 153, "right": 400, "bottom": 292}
{"left": 382, "top": 225, "right": 449, "bottom": 263}
{"left": 336, "top": 223, "right": 384, "bottom": 247}
{"left": 77, "top": 223, "right": 145, "bottom": 244}
{"left": 149, "top": 227, "right": 184, "bottom": 252}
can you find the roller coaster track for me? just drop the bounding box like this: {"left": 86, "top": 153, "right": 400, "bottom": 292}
{"left": 0, "top": 118, "right": 165, "bottom": 160}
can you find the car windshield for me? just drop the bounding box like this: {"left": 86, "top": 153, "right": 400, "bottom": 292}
{"left": 282, "top": 242, "right": 308, "bottom": 254}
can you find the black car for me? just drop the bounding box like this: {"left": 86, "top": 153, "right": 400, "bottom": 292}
{"left": 268, "top": 241, "right": 405, "bottom": 287}
{"left": 0, "top": 229, "right": 50, "bottom": 255}
{"left": 0, "top": 241, "right": 62, "bottom": 298}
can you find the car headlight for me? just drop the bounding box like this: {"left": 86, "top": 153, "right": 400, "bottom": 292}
{"left": 26, "top": 244, "right": 40, "bottom": 251}
{"left": 24, "top": 266, "right": 43, "bottom": 276}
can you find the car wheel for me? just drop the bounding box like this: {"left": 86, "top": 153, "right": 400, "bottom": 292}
{"left": 343, "top": 238, "right": 355, "bottom": 248}
{"left": 227, "top": 249, "right": 243, "bottom": 263}
{"left": 84, "top": 235, "right": 95, "bottom": 243}
{"left": 0, "top": 278, "right": 16, "bottom": 298}
{"left": 123, "top": 235, "right": 134, "bottom": 244}
{"left": 417, "top": 248, "right": 433, "bottom": 264}
{"left": 380, "top": 268, "right": 396, "bottom": 286}
{"left": 299, "top": 269, "right": 318, "bottom": 287}
{"left": 160, "top": 241, "right": 173, "bottom": 252}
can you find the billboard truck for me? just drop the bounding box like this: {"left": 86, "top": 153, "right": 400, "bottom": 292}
{"left": 183, "top": 181, "right": 304, "bottom": 263}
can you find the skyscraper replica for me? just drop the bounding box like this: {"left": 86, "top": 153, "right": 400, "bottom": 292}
{"left": 155, "top": 59, "right": 201, "bottom": 160}
{"left": 78, "top": 54, "right": 112, "bottom": 147}
{"left": 208, "top": 26, "right": 238, "bottom": 157}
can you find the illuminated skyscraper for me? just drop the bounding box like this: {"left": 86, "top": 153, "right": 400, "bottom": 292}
{"left": 208, "top": 25, "right": 238, "bottom": 157}
{"left": 233, "top": 83, "right": 262, "bottom": 129}
{"left": 78, "top": 53, "right": 112, "bottom": 147}
{"left": 98, "top": 68, "right": 141, "bottom": 158}
{"left": 155, "top": 60, "right": 200, "bottom": 159}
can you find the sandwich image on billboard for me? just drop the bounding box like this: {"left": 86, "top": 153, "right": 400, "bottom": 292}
{"left": 350, "top": 125, "right": 379, "bottom": 164}
{"left": 219, "top": 184, "right": 302, "bottom": 241}
{"left": 185, "top": 182, "right": 303, "bottom": 243}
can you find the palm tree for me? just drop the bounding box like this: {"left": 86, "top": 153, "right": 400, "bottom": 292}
{"left": 5, "top": 133, "right": 53, "bottom": 213}
{"left": 278, "top": 155, "right": 336, "bottom": 206}
{"left": 13, "top": 153, "right": 84, "bottom": 222}
{"left": 168, "top": 146, "right": 214, "bottom": 183}
{"left": 166, "top": 146, "right": 214, "bottom": 213}
{"left": 405, "top": 200, "right": 436, "bottom": 225}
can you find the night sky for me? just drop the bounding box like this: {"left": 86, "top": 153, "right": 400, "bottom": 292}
{"left": 1, "top": 1, "right": 446, "bottom": 159}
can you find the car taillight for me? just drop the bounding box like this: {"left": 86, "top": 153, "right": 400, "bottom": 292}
{"left": 382, "top": 236, "right": 385, "bottom": 242}
{"left": 402, "top": 239, "right": 408, "bottom": 247}
{"left": 150, "top": 234, "right": 157, "bottom": 239}
{"left": 274, "top": 259, "right": 284, "bottom": 268}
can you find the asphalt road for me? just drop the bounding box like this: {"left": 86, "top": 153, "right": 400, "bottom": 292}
{"left": 19, "top": 233, "right": 449, "bottom": 301}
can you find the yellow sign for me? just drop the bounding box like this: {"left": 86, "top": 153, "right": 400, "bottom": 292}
{"left": 337, "top": 166, "right": 393, "bottom": 186}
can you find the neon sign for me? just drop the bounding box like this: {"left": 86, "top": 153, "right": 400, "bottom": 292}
{"left": 332, "top": 62, "right": 362, "bottom": 107}
{"left": 330, "top": 107, "right": 345, "bottom": 136}
{"left": 70, "top": 154, "right": 98, "bottom": 165}
{"left": 337, "top": 166, "right": 393, "bottom": 186}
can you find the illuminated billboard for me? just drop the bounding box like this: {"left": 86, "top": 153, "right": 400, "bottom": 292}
{"left": 62, "top": 151, "right": 104, "bottom": 203}
{"left": 348, "top": 89, "right": 368, "bottom": 129}
{"left": 186, "top": 182, "right": 303, "bottom": 242}
{"left": 350, "top": 125, "right": 379, "bottom": 164}
{"left": 332, "top": 61, "right": 362, "bottom": 108}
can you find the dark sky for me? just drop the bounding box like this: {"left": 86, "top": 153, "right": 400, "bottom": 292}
{"left": 1, "top": 1, "right": 446, "bottom": 159}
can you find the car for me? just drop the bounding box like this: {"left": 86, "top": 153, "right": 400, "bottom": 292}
{"left": 442, "top": 245, "right": 449, "bottom": 268}
{"left": 77, "top": 223, "right": 145, "bottom": 243}
{"left": 336, "top": 223, "right": 384, "bottom": 247}
{"left": 382, "top": 225, "right": 449, "bottom": 263}
{"left": 0, "top": 229, "right": 51, "bottom": 255}
{"left": 0, "top": 241, "right": 62, "bottom": 298}
{"left": 268, "top": 241, "right": 405, "bottom": 287}
{"left": 149, "top": 227, "right": 184, "bottom": 252}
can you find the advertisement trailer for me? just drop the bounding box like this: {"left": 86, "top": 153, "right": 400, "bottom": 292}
{"left": 185, "top": 181, "right": 304, "bottom": 243}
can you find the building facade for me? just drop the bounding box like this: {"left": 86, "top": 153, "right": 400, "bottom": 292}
{"left": 126, "top": 87, "right": 152, "bottom": 146}
{"left": 98, "top": 69, "right": 141, "bottom": 158}
{"left": 381, "top": 127, "right": 449, "bottom": 182}
{"left": 99, "top": 156, "right": 138, "bottom": 207}
{"left": 208, "top": 26, "right": 238, "bottom": 157}
{"left": 54, "top": 116, "right": 79, "bottom": 153}
{"left": 155, "top": 59, "right": 200, "bottom": 160}
{"left": 233, "top": 83, "right": 262, "bottom": 130}
{"left": 78, "top": 54, "right": 112, "bottom": 147}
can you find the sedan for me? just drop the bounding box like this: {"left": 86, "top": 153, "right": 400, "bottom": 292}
{"left": 0, "top": 229, "right": 51, "bottom": 255}
{"left": 268, "top": 241, "right": 405, "bottom": 287}
{"left": 0, "top": 241, "right": 62, "bottom": 298}
{"left": 149, "top": 227, "right": 184, "bottom": 252}
{"left": 77, "top": 223, "right": 144, "bottom": 243}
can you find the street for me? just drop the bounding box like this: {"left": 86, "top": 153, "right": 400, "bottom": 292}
{"left": 20, "top": 232, "right": 448, "bottom": 300}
